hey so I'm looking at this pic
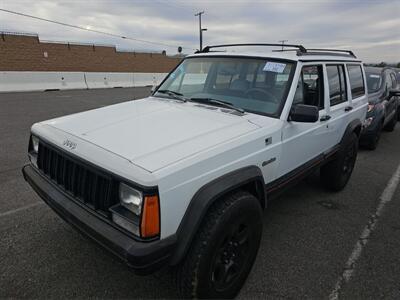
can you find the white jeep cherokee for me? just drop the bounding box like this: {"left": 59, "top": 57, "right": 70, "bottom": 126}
{"left": 23, "top": 44, "right": 368, "bottom": 298}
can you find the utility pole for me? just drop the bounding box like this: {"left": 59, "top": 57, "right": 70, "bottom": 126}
{"left": 195, "top": 11, "right": 206, "bottom": 51}
{"left": 278, "top": 39, "right": 288, "bottom": 51}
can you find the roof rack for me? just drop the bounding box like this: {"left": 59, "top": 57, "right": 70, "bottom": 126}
{"left": 199, "top": 43, "right": 307, "bottom": 54}
{"left": 304, "top": 48, "right": 356, "bottom": 58}
{"left": 197, "top": 43, "right": 357, "bottom": 58}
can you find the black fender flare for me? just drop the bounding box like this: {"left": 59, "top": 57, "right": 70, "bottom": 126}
{"left": 169, "top": 165, "right": 265, "bottom": 265}
{"left": 374, "top": 104, "right": 385, "bottom": 122}
{"left": 340, "top": 119, "right": 362, "bottom": 146}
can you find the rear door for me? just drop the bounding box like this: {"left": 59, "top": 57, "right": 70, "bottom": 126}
{"left": 385, "top": 70, "right": 399, "bottom": 122}
{"left": 345, "top": 64, "right": 368, "bottom": 124}
{"left": 390, "top": 71, "right": 400, "bottom": 115}
{"left": 324, "top": 64, "right": 352, "bottom": 144}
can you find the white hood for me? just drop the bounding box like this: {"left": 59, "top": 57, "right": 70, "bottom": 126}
{"left": 42, "top": 97, "right": 261, "bottom": 172}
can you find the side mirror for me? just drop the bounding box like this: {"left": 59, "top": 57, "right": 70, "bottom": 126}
{"left": 289, "top": 104, "right": 319, "bottom": 123}
{"left": 389, "top": 89, "right": 400, "bottom": 97}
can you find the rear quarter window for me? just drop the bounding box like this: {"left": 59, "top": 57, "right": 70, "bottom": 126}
{"left": 347, "top": 65, "right": 365, "bottom": 98}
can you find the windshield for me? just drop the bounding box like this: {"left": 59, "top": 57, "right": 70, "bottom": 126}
{"left": 155, "top": 56, "right": 295, "bottom": 117}
{"left": 366, "top": 72, "right": 382, "bottom": 93}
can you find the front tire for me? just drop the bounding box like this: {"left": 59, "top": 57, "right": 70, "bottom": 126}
{"left": 321, "top": 133, "right": 358, "bottom": 191}
{"left": 176, "top": 191, "right": 263, "bottom": 299}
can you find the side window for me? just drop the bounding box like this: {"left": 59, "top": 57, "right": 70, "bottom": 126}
{"left": 327, "top": 65, "right": 347, "bottom": 106}
{"left": 293, "top": 65, "right": 324, "bottom": 109}
{"left": 390, "top": 73, "right": 397, "bottom": 89}
{"left": 347, "top": 64, "right": 365, "bottom": 98}
{"left": 383, "top": 72, "right": 392, "bottom": 97}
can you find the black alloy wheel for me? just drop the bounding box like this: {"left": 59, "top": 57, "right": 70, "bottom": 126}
{"left": 211, "top": 220, "right": 251, "bottom": 292}
{"left": 176, "top": 191, "right": 263, "bottom": 299}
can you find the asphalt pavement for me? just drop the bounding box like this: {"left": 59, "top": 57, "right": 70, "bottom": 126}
{"left": 0, "top": 87, "right": 399, "bottom": 299}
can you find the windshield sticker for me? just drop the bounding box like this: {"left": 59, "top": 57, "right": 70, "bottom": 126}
{"left": 263, "top": 62, "right": 286, "bottom": 73}
{"left": 369, "top": 74, "right": 380, "bottom": 78}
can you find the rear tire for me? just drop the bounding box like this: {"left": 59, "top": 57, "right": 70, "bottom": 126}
{"left": 363, "top": 122, "right": 383, "bottom": 150}
{"left": 384, "top": 114, "right": 396, "bottom": 132}
{"left": 321, "top": 133, "right": 358, "bottom": 191}
{"left": 176, "top": 191, "right": 263, "bottom": 299}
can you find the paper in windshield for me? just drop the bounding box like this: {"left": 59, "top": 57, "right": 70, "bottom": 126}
{"left": 263, "top": 62, "right": 286, "bottom": 73}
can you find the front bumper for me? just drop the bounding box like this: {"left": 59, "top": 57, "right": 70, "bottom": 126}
{"left": 22, "top": 164, "right": 176, "bottom": 275}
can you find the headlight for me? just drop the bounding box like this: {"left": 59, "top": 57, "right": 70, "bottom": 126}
{"left": 29, "top": 135, "right": 39, "bottom": 167}
{"left": 31, "top": 135, "right": 39, "bottom": 153}
{"left": 119, "top": 183, "right": 143, "bottom": 215}
{"left": 111, "top": 183, "right": 160, "bottom": 238}
{"left": 367, "top": 104, "right": 375, "bottom": 112}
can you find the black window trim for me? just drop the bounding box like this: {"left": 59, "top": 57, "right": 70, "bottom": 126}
{"left": 326, "top": 63, "right": 348, "bottom": 107}
{"left": 294, "top": 64, "right": 325, "bottom": 110}
{"left": 346, "top": 63, "right": 366, "bottom": 99}
{"left": 389, "top": 72, "right": 397, "bottom": 89}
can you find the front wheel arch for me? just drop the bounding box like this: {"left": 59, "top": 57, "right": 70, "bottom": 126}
{"left": 170, "top": 166, "right": 266, "bottom": 265}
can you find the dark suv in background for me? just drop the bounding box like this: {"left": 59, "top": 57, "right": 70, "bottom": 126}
{"left": 360, "top": 67, "right": 400, "bottom": 149}
{"left": 397, "top": 70, "right": 400, "bottom": 120}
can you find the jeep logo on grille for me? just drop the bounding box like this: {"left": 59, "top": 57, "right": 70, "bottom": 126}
{"left": 63, "top": 139, "right": 77, "bottom": 150}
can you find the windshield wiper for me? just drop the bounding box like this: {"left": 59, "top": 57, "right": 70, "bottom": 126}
{"left": 190, "top": 97, "right": 245, "bottom": 113}
{"left": 156, "top": 90, "right": 187, "bottom": 102}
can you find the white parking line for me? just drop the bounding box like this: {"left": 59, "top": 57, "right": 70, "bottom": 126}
{"left": 0, "top": 201, "right": 44, "bottom": 218}
{"left": 329, "top": 162, "right": 400, "bottom": 300}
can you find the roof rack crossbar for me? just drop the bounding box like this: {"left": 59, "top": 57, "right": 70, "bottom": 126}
{"left": 305, "top": 48, "right": 356, "bottom": 58}
{"left": 197, "top": 44, "right": 357, "bottom": 59}
{"left": 199, "top": 43, "right": 307, "bottom": 54}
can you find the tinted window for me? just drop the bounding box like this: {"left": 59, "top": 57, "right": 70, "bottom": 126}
{"left": 366, "top": 72, "right": 382, "bottom": 93}
{"left": 327, "top": 65, "right": 347, "bottom": 106}
{"left": 390, "top": 73, "right": 397, "bottom": 89}
{"left": 347, "top": 65, "right": 365, "bottom": 98}
{"left": 293, "top": 65, "right": 324, "bottom": 109}
{"left": 383, "top": 72, "right": 392, "bottom": 97}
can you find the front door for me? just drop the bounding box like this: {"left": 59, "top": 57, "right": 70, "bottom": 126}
{"left": 279, "top": 64, "right": 331, "bottom": 178}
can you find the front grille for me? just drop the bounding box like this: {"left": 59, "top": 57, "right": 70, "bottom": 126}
{"left": 37, "top": 142, "right": 117, "bottom": 215}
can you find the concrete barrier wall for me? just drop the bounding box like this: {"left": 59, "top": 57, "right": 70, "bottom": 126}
{"left": 134, "top": 73, "right": 158, "bottom": 87}
{"left": 0, "top": 71, "right": 87, "bottom": 92}
{"left": 153, "top": 73, "right": 168, "bottom": 85}
{"left": 85, "top": 72, "right": 135, "bottom": 89}
{"left": 0, "top": 71, "right": 169, "bottom": 92}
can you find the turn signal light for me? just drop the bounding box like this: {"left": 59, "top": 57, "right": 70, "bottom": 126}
{"left": 141, "top": 195, "right": 160, "bottom": 238}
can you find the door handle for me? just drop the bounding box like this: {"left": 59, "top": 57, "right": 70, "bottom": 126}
{"left": 345, "top": 106, "right": 353, "bottom": 112}
{"left": 320, "top": 115, "right": 331, "bottom": 121}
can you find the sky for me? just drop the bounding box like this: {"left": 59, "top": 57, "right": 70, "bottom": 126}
{"left": 0, "top": 0, "right": 399, "bottom": 63}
